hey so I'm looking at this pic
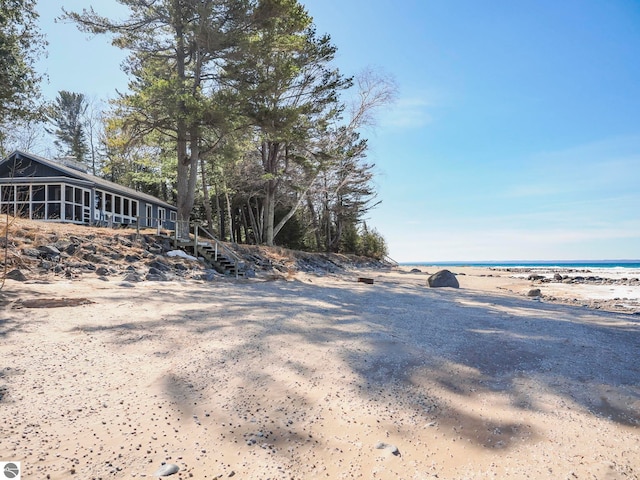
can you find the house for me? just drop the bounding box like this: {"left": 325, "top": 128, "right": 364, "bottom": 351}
{"left": 0, "top": 150, "right": 177, "bottom": 230}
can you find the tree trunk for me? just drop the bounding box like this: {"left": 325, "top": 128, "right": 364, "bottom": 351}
{"left": 174, "top": 20, "right": 192, "bottom": 239}
{"left": 200, "top": 156, "right": 213, "bottom": 228}
{"left": 306, "top": 195, "right": 321, "bottom": 251}
{"left": 261, "top": 140, "right": 280, "bottom": 246}
{"left": 247, "top": 198, "right": 260, "bottom": 244}
{"left": 223, "top": 177, "right": 234, "bottom": 243}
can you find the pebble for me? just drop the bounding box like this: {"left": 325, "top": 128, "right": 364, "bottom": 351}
{"left": 153, "top": 463, "right": 179, "bottom": 476}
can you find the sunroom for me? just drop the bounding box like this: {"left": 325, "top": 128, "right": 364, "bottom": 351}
{"left": 0, "top": 151, "right": 177, "bottom": 230}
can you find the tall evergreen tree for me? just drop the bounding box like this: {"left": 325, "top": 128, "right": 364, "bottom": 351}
{"left": 0, "top": 0, "right": 47, "bottom": 153}
{"left": 46, "top": 90, "right": 89, "bottom": 163}
{"left": 226, "top": 0, "right": 351, "bottom": 246}
{"left": 63, "top": 0, "right": 249, "bottom": 237}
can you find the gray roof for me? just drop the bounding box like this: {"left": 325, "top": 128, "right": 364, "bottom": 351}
{"left": 2, "top": 150, "right": 176, "bottom": 210}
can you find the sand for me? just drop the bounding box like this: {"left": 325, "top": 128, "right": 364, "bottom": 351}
{"left": 0, "top": 266, "right": 639, "bottom": 479}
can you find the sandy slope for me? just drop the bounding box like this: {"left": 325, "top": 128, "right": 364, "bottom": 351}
{"left": 0, "top": 268, "right": 639, "bottom": 479}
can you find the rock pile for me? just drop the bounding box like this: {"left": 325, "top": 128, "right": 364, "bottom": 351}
{"left": 5, "top": 230, "right": 218, "bottom": 283}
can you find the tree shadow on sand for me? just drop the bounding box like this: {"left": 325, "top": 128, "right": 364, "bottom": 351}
{"left": 66, "top": 276, "right": 640, "bottom": 454}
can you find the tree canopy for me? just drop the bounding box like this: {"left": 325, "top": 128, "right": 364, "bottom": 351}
{"left": 9, "top": 0, "right": 395, "bottom": 257}
{"left": 0, "top": 0, "right": 47, "bottom": 152}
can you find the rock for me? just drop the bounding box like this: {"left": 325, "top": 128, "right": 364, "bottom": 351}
{"left": 527, "top": 288, "right": 541, "bottom": 297}
{"left": 84, "top": 253, "right": 105, "bottom": 264}
{"left": 427, "top": 269, "right": 459, "bottom": 288}
{"left": 146, "top": 272, "right": 168, "bottom": 281}
{"left": 153, "top": 463, "right": 179, "bottom": 477}
{"left": 95, "top": 266, "right": 110, "bottom": 276}
{"left": 375, "top": 442, "right": 400, "bottom": 456}
{"left": 125, "top": 254, "right": 141, "bottom": 263}
{"left": 554, "top": 273, "right": 563, "bottom": 281}
{"left": 6, "top": 269, "right": 27, "bottom": 281}
{"left": 123, "top": 273, "right": 142, "bottom": 283}
{"left": 38, "top": 245, "right": 61, "bottom": 259}
{"left": 528, "top": 274, "right": 544, "bottom": 281}
{"left": 21, "top": 247, "right": 41, "bottom": 258}
{"left": 410, "top": 268, "right": 422, "bottom": 273}
{"left": 148, "top": 260, "right": 171, "bottom": 272}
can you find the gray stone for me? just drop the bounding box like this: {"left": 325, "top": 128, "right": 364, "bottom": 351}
{"left": 123, "top": 273, "right": 142, "bottom": 283}
{"left": 410, "top": 268, "right": 422, "bottom": 273}
{"left": 153, "top": 463, "right": 179, "bottom": 477}
{"left": 125, "top": 254, "right": 141, "bottom": 263}
{"left": 84, "top": 253, "right": 105, "bottom": 264}
{"left": 427, "top": 269, "right": 459, "bottom": 288}
{"left": 375, "top": 442, "right": 400, "bottom": 456}
{"left": 6, "top": 269, "right": 27, "bottom": 281}
{"left": 22, "top": 248, "right": 41, "bottom": 258}
{"left": 148, "top": 260, "right": 171, "bottom": 272}
{"left": 38, "top": 245, "right": 61, "bottom": 257}
{"left": 146, "top": 272, "right": 168, "bottom": 282}
{"left": 96, "top": 266, "right": 110, "bottom": 276}
{"left": 527, "top": 288, "right": 541, "bottom": 297}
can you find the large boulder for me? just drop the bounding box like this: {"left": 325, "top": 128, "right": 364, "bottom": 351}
{"left": 427, "top": 269, "right": 459, "bottom": 288}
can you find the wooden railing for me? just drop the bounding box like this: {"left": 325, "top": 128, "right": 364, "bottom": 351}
{"left": 172, "top": 222, "right": 245, "bottom": 278}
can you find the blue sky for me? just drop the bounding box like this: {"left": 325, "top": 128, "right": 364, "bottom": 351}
{"left": 36, "top": 1, "right": 640, "bottom": 262}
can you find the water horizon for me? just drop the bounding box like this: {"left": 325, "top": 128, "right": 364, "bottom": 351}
{"left": 401, "top": 259, "right": 640, "bottom": 269}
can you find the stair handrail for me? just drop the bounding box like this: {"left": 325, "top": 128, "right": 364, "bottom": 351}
{"left": 194, "top": 225, "right": 245, "bottom": 278}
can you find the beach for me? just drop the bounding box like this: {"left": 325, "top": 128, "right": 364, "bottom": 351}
{"left": 1, "top": 266, "right": 639, "bottom": 479}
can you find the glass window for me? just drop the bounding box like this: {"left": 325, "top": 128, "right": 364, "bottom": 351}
{"left": 32, "top": 203, "right": 45, "bottom": 219}
{"left": 1, "top": 185, "right": 14, "bottom": 202}
{"left": 131, "top": 201, "right": 138, "bottom": 217}
{"left": 123, "top": 198, "right": 130, "bottom": 216}
{"left": 17, "top": 185, "right": 29, "bottom": 202}
{"left": 47, "top": 202, "right": 61, "bottom": 219}
{"left": 114, "top": 195, "right": 122, "bottom": 214}
{"left": 33, "top": 185, "right": 46, "bottom": 202}
{"left": 48, "top": 185, "right": 61, "bottom": 201}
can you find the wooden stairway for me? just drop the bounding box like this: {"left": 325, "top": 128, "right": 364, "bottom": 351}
{"left": 166, "top": 225, "right": 246, "bottom": 278}
{"left": 184, "top": 241, "right": 245, "bottom": 277}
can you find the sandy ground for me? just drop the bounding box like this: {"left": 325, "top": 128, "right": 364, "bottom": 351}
{"left": 0, "top": 266, "right": 639, "bottom": 479}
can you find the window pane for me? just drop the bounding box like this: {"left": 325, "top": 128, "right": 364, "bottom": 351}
{"left": 1, "top": 186, "right": 14, "bottom": 202}
{"left": 47, "top": 203, "right": 61, "bottom": 219}
{"left": 114, "top": 196, "right": 122, "bottom": 214}
{"left": 33, "top": 185, "right": 46, "bottom": 201}
{"left": 48, "top": 185, "right": 61, "bottom": 201}
{"left": 17, "top": 185, "right": 29, "bottom": 202}
{"left": 32, "top": 203, "right": 45, "bottom": 219}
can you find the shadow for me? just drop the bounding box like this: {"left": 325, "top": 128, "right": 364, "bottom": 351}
{"left": 63, "top": 276, "right": 640, "bottom": 457}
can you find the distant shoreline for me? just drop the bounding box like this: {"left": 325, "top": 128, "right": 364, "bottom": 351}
{"left": 401, "top": 260, "right": 640, "bottom": 269}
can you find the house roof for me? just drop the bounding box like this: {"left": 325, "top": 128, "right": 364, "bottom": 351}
{"left": 1, "top": 150, "right": 176, "bottom": 210}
